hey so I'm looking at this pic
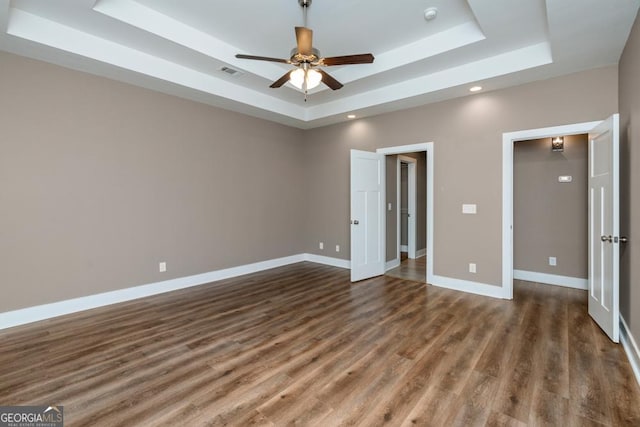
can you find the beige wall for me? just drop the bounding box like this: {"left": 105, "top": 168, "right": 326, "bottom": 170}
{"left": 619, "top": 10, "right": 640, "bottom": 346}
{"left": 0, "top": 51, "right": 305, "bottom": 312}
{"left": 514, "top": 135, "right": 588, "bottom": 278}
{"left": 303, "top": 66, "right": 618, "bottom": 286}
{"left": 0, "top": 50, "right": 623, "bottom": 313}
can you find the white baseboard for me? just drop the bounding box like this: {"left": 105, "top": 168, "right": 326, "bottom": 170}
{"left": 416, "top": 248, "right": 427, "bottom": 258}
{"left": 400, "top": 245, "right": 408, "bottom": 252}
{"left": 385, "top": 258, "right": 401, "bottom": 271}
{"left": 513, "top": 269, "right": 587, "bottom": 290}
{"left": 1, "top": 254, "right": 324, "bottom": 331}
{"left": 303, "top": 253, "right": 350, "bottom": 269}
{"left": 620, "top": 315, "right": 640, "bottom": 388}
{"left": 430, "top": 274, "right": 510, "bottom": 299}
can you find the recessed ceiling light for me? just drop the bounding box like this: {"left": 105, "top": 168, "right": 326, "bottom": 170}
{"left": 347, "top": 114, "right": 356, "bottom": 119}
{"left": 424, "top": 7, "right": 438, "bottom": 21}
{"left": 469, "top": 86, "right": 483, "bottom": 92}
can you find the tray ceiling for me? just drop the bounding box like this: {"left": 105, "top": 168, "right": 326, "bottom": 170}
{"left": 0, "top": 0, "right": 638, "bottom": 128}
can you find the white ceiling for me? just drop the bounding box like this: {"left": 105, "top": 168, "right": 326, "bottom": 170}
{"left": 0, "top": 0, "right": 638, "bottom": 129}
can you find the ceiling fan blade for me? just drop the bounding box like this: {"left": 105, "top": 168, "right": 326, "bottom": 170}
{"left": 317, "top": 69, "right": 343, "bottom": 90}
{"left": 321, "top": 53, "right": 375, "bottom": 66}
{"left": 236, "top": 54, "right": 290, "bottom": 64}
{"left": 270, "top": 71, "right": 293, "bottom": 88}
{"left": 295, "top": 27, "right": 313, "bottom": 56}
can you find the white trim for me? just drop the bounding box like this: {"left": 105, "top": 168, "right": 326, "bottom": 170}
{"left": 502, "top": 120, "right": 602, "bottom": 300}
{"left": 620, "top": 316, "right": 640, "bottom": 388}
{"left": 0, "top": 253, "right": 354, "bottom": 330}
{"left": 377, "top": 142, "right": 434, "bottom": 286}
{"left": 513, "top": 270, "right": 588, "bottom": 290}
{"left": 431, "top": 275, "right": 510, "bottom": 299}
{"left": 0, "top": 254, "right": 306, "bottom": 330}
{"left": 378, "top": 143, "right": 432, "bottom": 155}
{"left": 385, "top": 258, "right": 401, "bottom": 271}
{"left": 416, "top": 248, "right": 427, "bottom": 258}
{"left": 396, "top": 158, "right": 402, "bottom": 264}
{"left": 304, "top": 253, "right": 351, "bottom": 269}
{"left": 398, "top": 156, "right": 417, "bottom": 259}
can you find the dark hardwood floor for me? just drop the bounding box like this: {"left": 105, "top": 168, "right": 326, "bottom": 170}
{"left": 1, "top": 262, "right": 639, "bottom": 426}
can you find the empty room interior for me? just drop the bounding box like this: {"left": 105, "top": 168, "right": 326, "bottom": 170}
{"left": 2, "top": 0, "right": 640, "bottom": 425}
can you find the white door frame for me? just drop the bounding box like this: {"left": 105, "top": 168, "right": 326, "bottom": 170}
{"left": 397, "top": 156, "right": 417, "bottom": 259}
{"left": 378, "top": 143, "right": 434, "bottom": 284}
{"left": 502, "top": 121, "right": 602, "bottom": 299}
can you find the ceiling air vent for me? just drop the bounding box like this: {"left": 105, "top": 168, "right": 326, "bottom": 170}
{"left": 219, "top": 66, "right": 243, "bottom": 77}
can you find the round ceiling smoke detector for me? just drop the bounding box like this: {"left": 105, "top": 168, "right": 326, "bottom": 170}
{"left": 424, "top": 7, "right": 438, "bottom": 21}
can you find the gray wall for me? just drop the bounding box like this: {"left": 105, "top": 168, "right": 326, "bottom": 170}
{"left": 303, "top": 66, "right": 618, "bottom": 286}
{"left": 513, "top": 135, "right": 588, "bottom": 278}
{"left": 0, "top": 51, "right": 305, "bottom": 312}
{"left": 619, "top": 10, "right": 640, "bottom": 348}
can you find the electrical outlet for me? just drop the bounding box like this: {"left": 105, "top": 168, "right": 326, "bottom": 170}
{"left": 469, "top": 263, "right": 476, "bottom": 273}
{"left": 336, "top": 245, "right": 340, "bottom": 252}
{"left": 549, "top": 257, "right": 557, "bottom": 266}
{"left": 159, "top": 262, "right": 167, "bottom": 273}
{"left": 319, "top": 242, "right": 324, "bottom": 250}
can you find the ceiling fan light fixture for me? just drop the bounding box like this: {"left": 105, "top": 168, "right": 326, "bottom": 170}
{"left": 306, "top": 69, "right": 322, "bottom": 89}
{"left": 289, "top": 68, "right": 321, "bottom": 91}
{"left": 289, "top": 68, "right": 305, "bottom": 89}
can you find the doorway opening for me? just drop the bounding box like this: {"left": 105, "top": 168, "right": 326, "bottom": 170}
{"left": 502, "top": 120, "right": 601, "bottom": 299}
{"left": 384, "top": 153, "right": 426, "bottom": 282}
{"left": 377, "top": 143, "right": 433, "bottom": 284}
{"left": 512, "top": 134, "right": 589, "bottom": 290}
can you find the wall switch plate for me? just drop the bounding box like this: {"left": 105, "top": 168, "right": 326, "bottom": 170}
{"left": 319, "top": 242, "right": 324, "bottom": 250}
{"left": 558, "top": 176, "right": 573, "bottom": 183}
{"left": 336, "top": 245, "right": 340, "bottom": 252}
{"left": 549, "top": 257, "right": 557, "bottom": 266}
{"left": 159, "top": 262, "right": 167, "bottom": 273}
{"left": 462, "top": 204, "right": 477, "bottom": 214}
{"left": 388, "top": 203, "right": 392, "bottom": 211}
{"left": 469, "top": 263, "right": 476, "bottom": 273}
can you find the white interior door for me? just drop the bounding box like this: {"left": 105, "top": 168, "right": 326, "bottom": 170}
{"left": 350, "top": 150, "right": 385, "bottom": 282}
{"left": 588, "top": 114, "right": 620, "bottom": 342}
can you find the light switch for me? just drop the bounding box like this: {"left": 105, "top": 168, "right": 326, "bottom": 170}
{"left": 462, "top": 204, "right": 477, "bottom": 214}
{"left": 388, "top": 203, "right": 392, "bottom": 211}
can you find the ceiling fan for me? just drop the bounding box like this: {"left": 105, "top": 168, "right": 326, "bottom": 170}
{"left": 235, "top": 0, "right": 374, "bottom": 100}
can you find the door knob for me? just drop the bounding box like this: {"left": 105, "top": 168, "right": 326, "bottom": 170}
{"left": 601, "top": 235, "right": 612, "bottom": 243}
{"left": 619, "top": 236, "right": 628, "bottom": 243}
{"left": 351, "top": 220, "right": 359, "bottom": 225}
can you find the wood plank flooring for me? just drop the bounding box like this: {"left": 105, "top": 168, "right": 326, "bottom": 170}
{"left": 386, "top": 255, "right": 427, "bottom": 283}
{"left": 1, "top": 262, "right": 639, "bottom": 426}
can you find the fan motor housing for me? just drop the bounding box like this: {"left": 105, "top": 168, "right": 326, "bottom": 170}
{"left": 290, "top": 47, "right": 320, "bottom": 64}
